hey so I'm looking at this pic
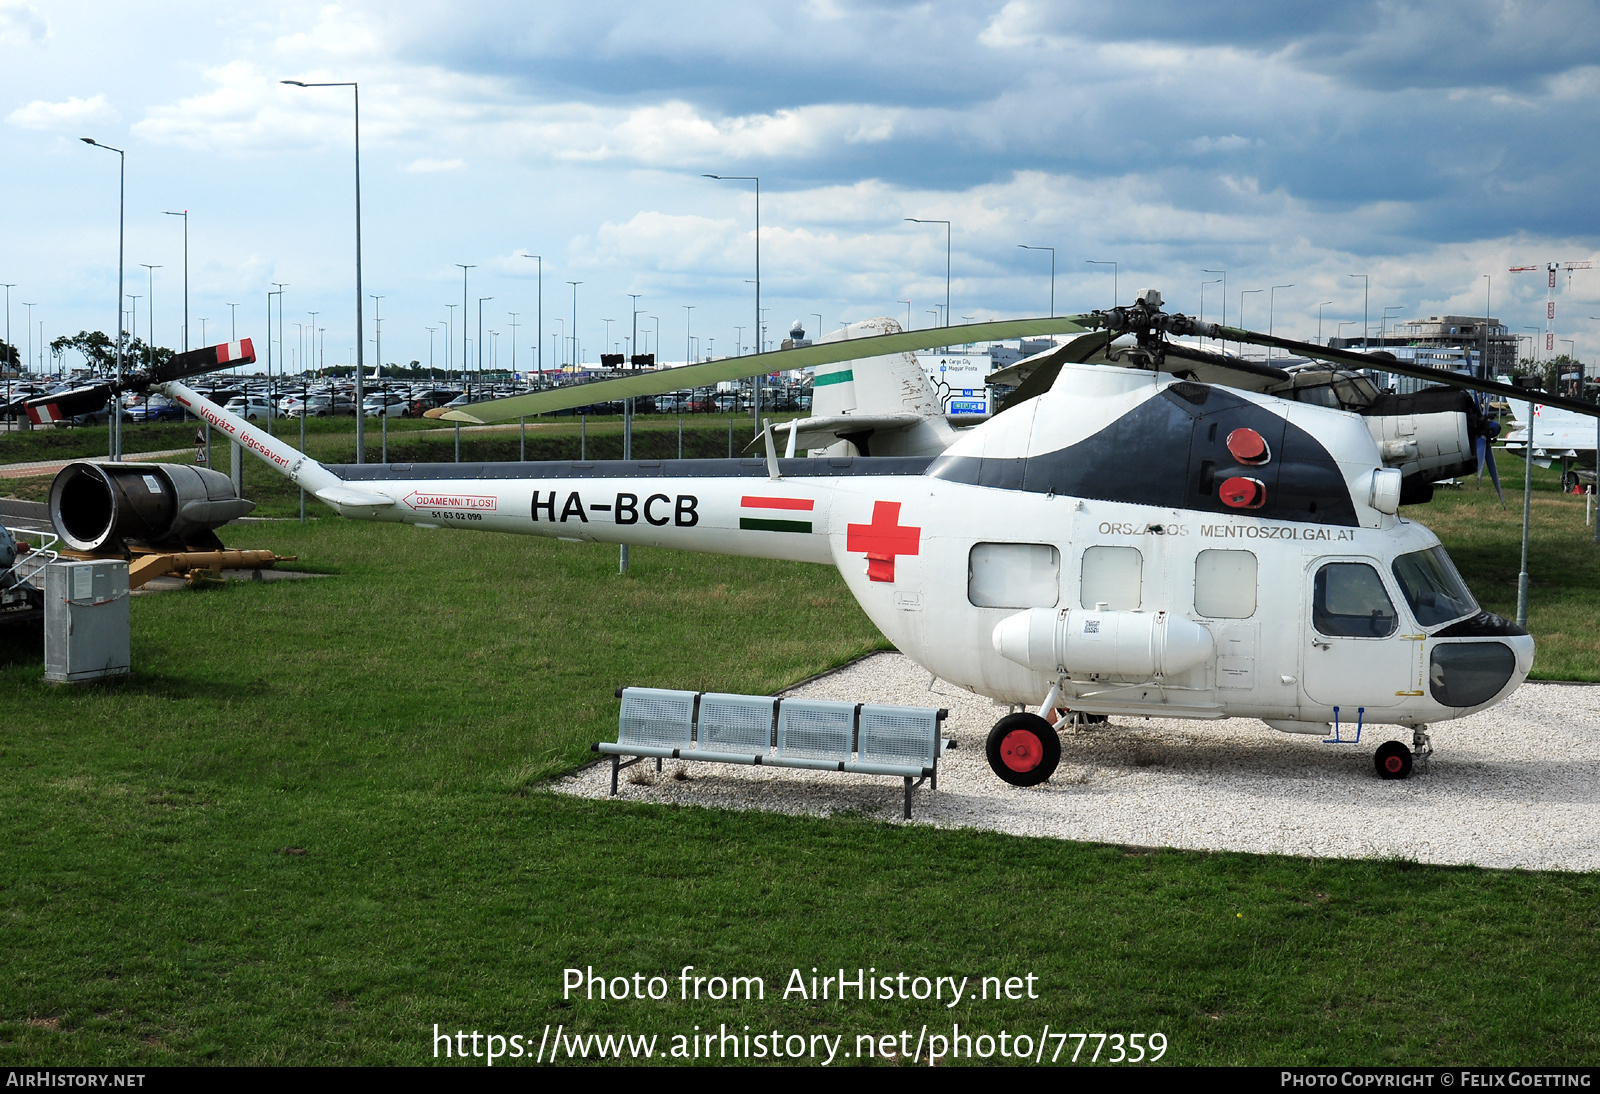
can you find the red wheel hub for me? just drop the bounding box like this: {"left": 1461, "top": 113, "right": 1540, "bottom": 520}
{"left": 1384, "top": 754, "right": 1405, "bottom": 774}
{"left": 1000, "top": 730, "right": 1043, "bottom": 772}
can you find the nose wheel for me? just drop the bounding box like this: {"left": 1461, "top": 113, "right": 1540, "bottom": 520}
{"left": 986, "top": 712, "right": 1061, "bottom": 787}
{"left": 1374, "top": 740, "right": 1413, "bottom": 780}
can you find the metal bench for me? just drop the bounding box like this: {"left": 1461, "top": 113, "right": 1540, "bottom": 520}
{"left": 594, "top": 687, "right": 951, "bottom": 819}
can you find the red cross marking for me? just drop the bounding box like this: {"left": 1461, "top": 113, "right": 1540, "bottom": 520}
{"left": 846, "top": 500, "right": 921, "bottom": 582}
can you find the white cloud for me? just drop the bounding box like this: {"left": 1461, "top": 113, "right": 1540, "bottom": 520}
{"left": 0, "top": 2, "right": 46, "bottom": 46}
{"left": 1187, "top": 135, "right": 1258, "bottom": 155}
{"left": 406, "top": 157, "right": 465, "bottom": 172}
{"left": 6, "top": 93, "right": 118, "bottom": 131}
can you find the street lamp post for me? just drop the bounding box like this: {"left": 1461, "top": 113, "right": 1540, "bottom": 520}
{"left": 370, "top": 297, "right": 384, "bottom": 389}
{"left": 1203, "top": 268, "right": 1227, "bottom": 354}
{"left": 897, "top": 301, "right": 911, "bottom": 331}
{"left": 139, "top": 264, "right": 161, "bottom": 376}
{"left": 567, "top": 283, "right": 582, "bottom": 369}
{"left": 478, "top": 296, "right": 493, "bottom": 391}
{"left": 907, "top": 218, "right": 952, "bottom": 337}
{"left": 1018, "top": 245, "right": 1055, "bottom": 317}
{"left": 2, "top": 283, "right": 14, "bottom": 416}
{"left": 455, "top": 264, "right": 475, "bottom": 394}
{"left": 705, "top": 175, "right": 763, "bottom": 431}
{"left": 1087, "top": 259, "right": 1118, "bottom": 311}
{"left": 1482, "top": 274, "right": 1493, "bottom": 381}
{"left": 271, "top": 283, "right": 287, "bottom": 436}
{"left": 683, "top": 305, "right": 695, "bottom": 368}
{"left": 23, "top": 300, "right": 36, "bottom": 387}
{"left": 521, "top": 254, "right": 542, "bottom": 375}
{"left": 444, "top": 303, "right": 456, "bottom": 381}
{"left": 163, "top": 210, "right": 188, "bottom": 350}
{"left": 1349, "top": 274, "right": 1369, "bottom": 350}
{"left": 1382, "top": 306, "right": 1403, "bottom": 345}
{"left": 80, "top": 137, "right": 124, "bottom": 458}
{"left": 1240, "top": 289, "right": 1263, "bottom": 355}
{"left": 1200, "top": 279, "right": 1221, "bottom": 345}
{"left": 1317, "top": 302, "right": 1334, "bottom": 344}
{"left": 281, "top": 78, "right": 365, "bottom": 462}
{"left": 621, "top": 291, "right": 644, "bottom": 573}
{"left": 1267, "top": 284, "right": 1294, "bottom": 359}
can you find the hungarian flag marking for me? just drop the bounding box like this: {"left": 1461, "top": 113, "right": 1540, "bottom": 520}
{"left": 739, "top": 495, "right": 814, "bottom": 534}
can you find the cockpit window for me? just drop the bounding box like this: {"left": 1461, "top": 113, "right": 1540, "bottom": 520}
{"left": 1314, "top": 563, "right": 1398, "bottom": 638}
{"left": 1392, "top": 547, "right": 1478, "bottom": 627}
{"left": 1294, "top": 384, "right": 1342, "bottom": 408}
{"left": 1331, "top": 374, "right": 1379, "bottom": 410}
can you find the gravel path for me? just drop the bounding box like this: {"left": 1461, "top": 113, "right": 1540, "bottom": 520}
{"left": 556, "top": 652, "right": 1600, "bottom": 872}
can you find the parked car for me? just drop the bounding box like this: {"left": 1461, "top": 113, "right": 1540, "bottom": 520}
{"left": 223, "top": 395, "right": 279, "bottom": 421}
{"left": 406, "top": 389, "right": 463, "bottom": 416}
{"left": 284, "top": 394, "right": 355, "bottom": 418}
{"left": 362, "top": 393, "right": 409, "bottom": 418}
{"left": 127, "top": 395, "right": 187, "bottom": 423}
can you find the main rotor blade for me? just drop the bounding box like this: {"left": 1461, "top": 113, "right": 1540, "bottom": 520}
{"left": 994, "top": 330, "right": 1114, "bottom": 412}
{"left": 1211, "top": 323, "right": 1600, "bottom": 420}
{"left": 427, "top": 316, "right": 1092, "bottom": 423}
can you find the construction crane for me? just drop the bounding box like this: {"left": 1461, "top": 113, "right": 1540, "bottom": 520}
{"left": 1510, "top": 260, "right": 1593, "bottom": 361}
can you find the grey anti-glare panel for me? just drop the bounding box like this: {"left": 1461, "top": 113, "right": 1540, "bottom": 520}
{"left": 776, "top": 699, "right": 856, "bottom": 761}
{"left": 857, "top": 704, "right": 940, "bottom": 768}
{"left": 697, "top": 693, "right": 775, "bottom": 753}
{"left": 618, "top": 687, "right": 696, "bottom": 749}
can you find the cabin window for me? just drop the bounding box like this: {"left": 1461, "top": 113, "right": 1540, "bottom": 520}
{"left": 968, "top": 543, "right": 1060, "bottom": 608}
{"left": 1313, "top": 562, "right": 1398, "bottom": 638}
{"left": 1080, "top": 546, "right": 1142, "bottom": 610}
{"left": 1194, "top": 549, "right": 1258, "bottom": 618}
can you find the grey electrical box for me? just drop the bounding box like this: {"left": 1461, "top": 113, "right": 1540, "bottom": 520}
{"left": 44, "top": 560, "right": 130, "bottom": 684}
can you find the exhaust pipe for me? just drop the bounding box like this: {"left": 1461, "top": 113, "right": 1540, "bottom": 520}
{"left": 49, "top": 462, "right": 255, "bottom": 552}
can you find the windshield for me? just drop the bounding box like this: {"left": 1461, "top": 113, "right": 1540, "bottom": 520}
{"left": 1392, "top": 546, "right": 1478, "bottom": 627}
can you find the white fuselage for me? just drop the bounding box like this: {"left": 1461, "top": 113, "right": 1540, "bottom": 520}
{"left": 165, "top": 372, "right": 1534, "bottom": 733}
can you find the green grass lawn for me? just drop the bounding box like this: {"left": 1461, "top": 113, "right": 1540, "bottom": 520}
{"left": 0, "top": 412, "right": 775, "bottom": 466}
{"left": 3, "top": 512, "right": 1600, "bottom": 1066}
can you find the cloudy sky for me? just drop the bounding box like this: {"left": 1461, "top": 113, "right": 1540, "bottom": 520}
{"left": 4, "top": 0, "right": 1599, "bottom": 376}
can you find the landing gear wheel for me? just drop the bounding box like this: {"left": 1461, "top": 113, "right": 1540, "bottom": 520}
{"left": 1375, "top": 741, "right": 1413, "bottom": 780}
{"left": 986, "top": 712, "right": 1061, "bottom": 787}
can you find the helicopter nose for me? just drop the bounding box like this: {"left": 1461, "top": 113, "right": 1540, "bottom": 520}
{"left": 1507, "top": 632, "right": 1535, "bottom": 680}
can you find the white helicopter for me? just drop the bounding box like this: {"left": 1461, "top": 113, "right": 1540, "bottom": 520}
{"left": 42, "top": 293, "right": 1595, "bottom": 786}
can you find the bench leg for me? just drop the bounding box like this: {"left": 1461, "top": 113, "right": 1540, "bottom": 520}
{"left": 656, "top": 756, "right": 663, "bottom": 773}
{"left": 611, "top": 755, "right": 620, "bottom": 796}
{"left": 904, "top": 776, "right": 913, "bottom": 821}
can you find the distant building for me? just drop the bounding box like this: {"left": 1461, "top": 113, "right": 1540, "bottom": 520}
{"left": 1328, "top": 314, "right": 1517, "bottom": 377}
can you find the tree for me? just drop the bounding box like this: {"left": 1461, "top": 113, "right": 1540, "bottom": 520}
{"left": 51, "top": 331, "right": 117, "bottom": 374}
{"left": 49, "top": 331, "right": 173, "bottom": 377}
{"left": 0, "top": 340, "right": 18, "bottom": 373}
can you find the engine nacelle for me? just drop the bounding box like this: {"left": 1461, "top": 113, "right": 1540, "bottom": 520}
{"left": 991, "top": 607, "right": 1214, "bottom": 679}
{"left": 49, "top": 461, "right": 255, "bottom": 552}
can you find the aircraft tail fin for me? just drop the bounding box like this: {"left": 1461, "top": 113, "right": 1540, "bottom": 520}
{"left": 804, "top": 318, "right": 956, "bottom": 456}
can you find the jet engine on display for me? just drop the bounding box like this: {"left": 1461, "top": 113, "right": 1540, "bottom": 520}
{"left": 26, "top": 340, "right": 297, "bottom": 588}
{"left": 119, "top": 297, "right": 1600, "bottom": 787}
